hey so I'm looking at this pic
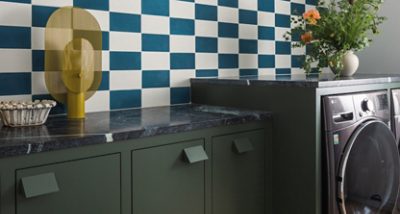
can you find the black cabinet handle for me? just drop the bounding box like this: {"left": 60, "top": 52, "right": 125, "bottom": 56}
{"left": 183, "top": 145, "right": 209, "bottom": 164}
{"left": 21, "top": 172, "right": 60, "bottom": 198}
{"left": 233, "top": 138, "right": 254, "bottom": 154}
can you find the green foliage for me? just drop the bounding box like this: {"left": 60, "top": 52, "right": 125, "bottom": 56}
{"left": 286, "top": 0, "right": 386, "bottom": 74}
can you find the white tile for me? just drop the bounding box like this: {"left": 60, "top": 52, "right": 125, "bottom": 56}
{"left": 0, "top": 49, "right": 31, "bottom": 72}
{"left": 276, "top": 55, "right": 292, "bottom": 68}
{"left": 292, "top": 0, "right": 305, "bottom": 4}
{"left": 170, "top": 36, "right": 195, "bottom": 53}
{"left": 239, "top": 24, "right": 258, "bottom": 39}
{"left": 31, "top": 27, "right": 45, "bottom": 50}
{"left": 196, "top": 53, "right": 218, "bottom": 69}
{"left": 170, "top": 0, "right": 194, "bottom": 19}
{"left": 258, "top": 11, "right": 275, "bottom": 27}
{"left": 239, "top": 54, "right": 258, "bottom": 69}
{"left": 32, "top": 72, "right": 48, "bottom": 94}
{"left": 0, "top": 95, "right": 32, "bottom": 102}
{"left": 292, "top": 45, "right": 305, "bottom": 55}
{"left": 218, "top": 69, "right": 239, "bottom": 77}
{"left": 110, "top": 70, "right": 141, "bottom": 90}
{"left": 195, "top": 0, "right": 218, "bottom": 5}
{"left": 86, "top": 91, "right": 110, "bottom": 112}
{"left": 195, "top": 20, "right": 218, "bottom": 37}
{"left": 110, "top": 0, "right": 141, "bottom": 14}
{"left": 275, "top": 0, "right": 291, "bottom": 14}
{"left": 258, "top": 68, "right": 276, "bottom": 76}
{"left": 218, "top": 38, "right": 239, "bottom": 53}
{"left": 170, "top": 70, "right": 195, "bottom": 87}
{"left": 238, "top": 0, "right": 258, "bottom": 11}
{"left": 110, "top": 32, "right": 141, "bottom": 51}
{"left": 275, "top": 27, "right": 289, "bottom": 41}
{"left": 87, "top": 9, "right": 110, "bottom": 31}
{"left": 142, "top": 52, "right": 170, "bottom": 70}
{"left": 218, "top": 6, "right": 239, "bottom": 23}
{"left": 32, "top": 0, "right": 72, "bottom": 7}
{"left": 141, "top": 15, "right": 170, "bottom": 34}
{"left": 0, "top": 2, "right": 31, "bottom": 27}
{"left": 142, "top": 88, "right": 170, "bottom": 108}
{"left": 258, "top": 40, "right": 275, "bottom": 54}
{"left": 291, "top": 68, "right": 305, "bottom": 75}
{"left": 102, "top": 51, "right": 110, "bottom": 71}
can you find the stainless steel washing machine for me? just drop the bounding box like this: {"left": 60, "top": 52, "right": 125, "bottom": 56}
{"left": 323, "top": 91, "right": 400, "bottom": 214}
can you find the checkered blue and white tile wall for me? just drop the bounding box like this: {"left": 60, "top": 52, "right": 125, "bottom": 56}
{"left": 0, "top": 0, "right": 317, "bottom": 113}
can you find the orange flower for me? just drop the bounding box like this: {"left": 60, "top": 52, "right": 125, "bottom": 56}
{"left": 301, "top": 32, "right": 313, "bottom": 44}
{"left": 303, "top": 9, "right": 321, "bottom": 25}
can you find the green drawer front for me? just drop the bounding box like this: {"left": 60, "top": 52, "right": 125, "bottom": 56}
{"left": 212, "top": 130, "right": 266, "bottom": 214}
{"left": 132, "top": 139, "right": 206, "bottom": 214}
{"left": 16, "top": 154, "right": 121, "bottom": 214}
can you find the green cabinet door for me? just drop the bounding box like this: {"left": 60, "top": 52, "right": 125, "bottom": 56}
{"left": 212, "top": 130, "right": 265, "bottom": 214}
{"left": 132, "top": 139, "right": 207, "bottom": 214}
{"left": 16, "top": 154, "right": 121, "bottom": 214}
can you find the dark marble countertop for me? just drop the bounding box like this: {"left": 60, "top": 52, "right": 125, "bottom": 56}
{"left": 191, "top": 73, "right": 400, "bottom": 88}
{"left": 0, "top": 104, "right": 271, "bottom": 159}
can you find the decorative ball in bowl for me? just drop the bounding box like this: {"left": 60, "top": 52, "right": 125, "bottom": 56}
{"left": 0, "top": 100, "right": 56, "bottom": 127}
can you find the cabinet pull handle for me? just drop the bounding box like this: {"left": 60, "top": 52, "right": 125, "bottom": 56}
{"left": 183, "top": 145, "right": 209, "bottom": 164}
{"left": 21, "top": 172, "right": 60, "bottom": 198}
{"left": 233, "top": 138, "right": 254, "bottom": 154}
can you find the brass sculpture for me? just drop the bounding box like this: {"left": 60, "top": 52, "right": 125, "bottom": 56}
{"left": 45, "top": 7, "right": 102, "bottom": 119}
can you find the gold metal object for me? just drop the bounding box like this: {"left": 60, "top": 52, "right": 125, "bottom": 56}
{"left": 45, "top": 7, "right": 102, "bottom": 119}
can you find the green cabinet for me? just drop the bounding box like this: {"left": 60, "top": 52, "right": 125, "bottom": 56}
{"left": 0, "top": 122, "right": 269, "bottom": 214}
{"left": 16, "top": 154, "right": 121, "bottom": 214}
{"left": 212, "top": 130, "right": 266, "bottom": 214}
{"left": 132, "top": 139, "right": 207, "bottom": 214}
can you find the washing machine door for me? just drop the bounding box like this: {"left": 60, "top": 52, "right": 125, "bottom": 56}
{"left": 338, "top": 120, "right": 400, "bottom": 214}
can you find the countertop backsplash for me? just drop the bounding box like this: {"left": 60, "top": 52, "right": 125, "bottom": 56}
{"left": 0, "top": 0, "right": 315, "bottom": 114}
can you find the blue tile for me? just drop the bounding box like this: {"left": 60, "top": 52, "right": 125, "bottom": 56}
{"left": 0, "top": 73, "right": 31, "bottom": 95}
{"left": 292, "top": 55, "right": 305, "bottom": 68}
{"left": 142, "top": 0, "right": 169, "bottom": 16}
{"left": 291, "top": 3, "right": 305, "bottom": 16}
{"left": 306, "top": 0, "right": 318, "bottom": 6}
{"left": 110, "top": 90, "right": 141, "bottom": 110}
{"left": 258, "top": 0, "right": 274, "bottom": 12}
{"left": 0, "top": 26, "right": 30, "bottom": 49}
{"left": 171, "top": 87, "right": 191, "bottom": 104}
{"left": 276, "top": 41, "right": 291, "bottom": 55}
{"left": 196, "top": 69, "right": 218, "bottom": 77}
{"left": 218, "top": 22, "right": 238, "bottom": 38}
{"left": 171, "top": 53, "right": 195, "bottom": 69}
{"left": 0, "top": 0, "right": 31, "bottom": 3}
{"left": 239, "top": 39, "right": 258, "bottom": 54}
{"left": 196, "top": 37, "right": 218, "bottom": 53}
{"left": 98, "top": 71, "right": 109, "bottom": 90}
{"left": 170, "top": 18, "right": 195, "bottom": 35}
{"left": 240, "top": 69, "right": 258, "bottom": 76}
{"left": 142, "top": 70, "right": 170, "bottom": 88}
{"left": 32, "top": 94, "right": 66, "bottom": 115}
{"left": 258, "top": 26, "right": 275, "bottom": 40}
{"left": 110, "top": 52, "right": 141, "bottom": 70}
{"left": 142, "top": 34, "right": 169, "bottom": 52}
{"left": 275, "top": 14, "right": 291, "bottom": 28}
{"left": 102, "top": 31, "right": 109, "bottom": 50}
{"left": 195, "top": 4, "right": 217, "bottom": 21}
{"left": 110, "top": 12, "right": 141, "bottom": 33}
{"left": 239, "top": 9, "right": 257, "bottom": 25}
{"left": 276, "top": 68, "right": 291, "bottom": 75}
{"left": 73, "top": 0, "right": 109, "bottom": 11}
{"left": 32, "top": 50, "right": 44, "bottom": 71}
{"left": 218, "top": 0, "right": 238, "bottom": 8}
{"left": 291, "top": 30, "right": 301, "bottom": 42}
{"left": 258, "top": 55, "right": 275, "bottom": 68}
{"left": 219, "top": 54, "right": 238, "bottom": 69}
{"left": 32, "top": 5, "right": 57, "bottom": 27}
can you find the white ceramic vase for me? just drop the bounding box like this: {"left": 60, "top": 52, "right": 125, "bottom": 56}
{"left": 330, "top": 51, "right": 360, "bottom": 77}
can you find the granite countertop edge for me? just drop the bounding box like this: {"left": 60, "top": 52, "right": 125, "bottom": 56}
{"left": 0, "top": 105, "right": 272, "bottom": 159}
